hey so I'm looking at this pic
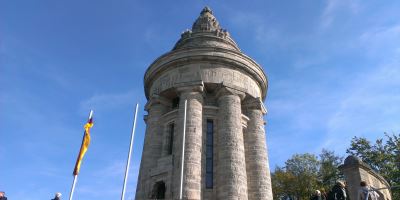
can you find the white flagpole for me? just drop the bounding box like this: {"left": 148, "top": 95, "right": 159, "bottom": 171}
{"left": 69, "top": 110, "right": 93, "bottom": 200}
{"left": 179, "top": 100, "right": 188, "bottom": 200}
{"left": 121, "top": 103, "right": 139, "bottom": 200}
{"left": 68, "top": 175, "right": 78, "bottom": 200}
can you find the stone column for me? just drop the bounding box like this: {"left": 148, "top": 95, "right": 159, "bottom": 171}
{"left": 174, "top": 84, "right": 204, "bottom": 200}
{"left": 243, "top": 98, "right": 273, "bottom": 200}
{"left": 216, "top": 87, "right": 248, "bottom": 200}
{"left": 135, "top": 96, "right": 169, "bottom": 199}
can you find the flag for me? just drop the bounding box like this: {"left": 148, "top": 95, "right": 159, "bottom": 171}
{"left": 73, "top": 115, "right": 94, "bottom": 175}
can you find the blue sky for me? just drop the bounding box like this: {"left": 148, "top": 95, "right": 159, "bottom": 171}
{"left": 1, "top": 0, "right": 400, "bottom": 199}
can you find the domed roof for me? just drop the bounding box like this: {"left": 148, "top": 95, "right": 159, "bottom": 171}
{"left": 144, "top": 7, "right": 268, "bottom": 100}
{"left": 173, "top": 7, "right": 240, "bottom": 51}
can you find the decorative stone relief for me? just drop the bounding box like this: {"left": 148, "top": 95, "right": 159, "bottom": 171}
{"left": 149, "top": 66, "right": 261, "bottom": 98}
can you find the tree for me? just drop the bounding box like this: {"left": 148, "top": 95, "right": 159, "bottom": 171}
{"left": 271, "top": 133, "right": 399, "bottom": 200}
{"left": 318, "top": 149, "right": 343, "bottom": 191}
{"left": 271, "top": 166, "right": 296, "bottom": 200}
{"left": 272, "top": 153, "right": 320, "bottom": 200}
{"left": 346, "top": 133, "right": 400, "bottom": 199}
{"left": 272, "top": 150, "right": 344, "bottom": 200}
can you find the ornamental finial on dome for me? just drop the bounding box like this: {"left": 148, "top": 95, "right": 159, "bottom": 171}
{"left": 201, "top": 6, "right": 213, "bottom": 15}
{"left": 192, "top": 6, "right": 221, "bottom": 32}
{"left": 173, "top": 6, "right": 238, "bottom": 51}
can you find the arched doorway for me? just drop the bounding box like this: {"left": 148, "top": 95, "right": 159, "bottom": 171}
{"left": 151, "top": 181, "right": 166, "bottom": 199}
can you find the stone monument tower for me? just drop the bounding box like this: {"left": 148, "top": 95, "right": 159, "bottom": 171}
{"left": 136, "top": 7, "right": 273, "bottom": 200}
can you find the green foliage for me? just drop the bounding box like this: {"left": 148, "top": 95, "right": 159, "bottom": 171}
{"left": 318, "top": 149, "right": 343, "bottom": 191}
{"left": 346, "top": 133, "right": 400, "bottom": 199}
{"left": 272, "top": 133, "right": 400, "bottom": 200}
{"left": 271, "top": 167, "right": 296, "bottom": 200}
{"left": 286, "top": 153, "right": 320, "bottom": 199}
{"left": 272, "top": 151, "right": 343, "bottom": 200}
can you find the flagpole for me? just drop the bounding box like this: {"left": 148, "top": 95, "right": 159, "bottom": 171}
{"left": 179, "top": 100, "right": 187, "bottom": 200}
{"left": 121, "top": 103, "right": 139, "bottom": 200}
{"left": 68, "top": 175, "right": 78, "bottom": 200}
{"left": 69, "top": 110, "right": 93, "bottom": 200}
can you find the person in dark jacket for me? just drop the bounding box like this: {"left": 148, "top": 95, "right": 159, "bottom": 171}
{"left": 0, "top": 191, "right": 7, "bottom": 200}
{"left": 328, "top": 181, "right": 348, "bottom": 200}
{"left": 52, "top": 192, "right": 62, "bottom": 200}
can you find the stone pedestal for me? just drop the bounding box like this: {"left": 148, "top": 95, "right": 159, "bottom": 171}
{"left": 243, "top": 98, "right": 273, "bottom": 200}
{"left": 216, "top": 87, "right": 248, "bottom": 200}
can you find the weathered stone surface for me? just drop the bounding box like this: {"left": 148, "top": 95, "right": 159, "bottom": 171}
{"left": 136, "top": 7, "right": 273, "bottom": 200}
{"left": 135, "top": 97, "right": 168, "bottom": 199}
{"left": 243, "top": 98, "right": 273, "bottom": 200}
{"left": 216, "top": 88, "right": 248, "bottom": 200}
{"left": 173, "top": 86, "right": 204, "bottom": 200}
{"left": 339, "top": 156, "right": 392, "bottom": 200}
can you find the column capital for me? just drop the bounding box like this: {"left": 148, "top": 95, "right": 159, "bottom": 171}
{"left": 145, "top": 95, "right": 171, "bottom": 111}
{"left": 215, "top": 84, "right": 245, "bottom": 100}
{"left": 242, "top": 97, "right": 267, "bottom": 114}
{"left": 175, "top": 81, "right": 204, "bottom": 94}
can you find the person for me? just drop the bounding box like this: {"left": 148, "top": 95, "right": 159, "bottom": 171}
{"left": 328, "top": 181, "right": 348, "bottom": 200}
{"left": 52, "top": 192, "right": 62, "bottom": 200}
{"left": 0, "top": 191, "right": 7, "bottom": 200}
{"left": 311, "top": 190, "right": 325, "bottom": 200}
{"left": 358, "top": 181, "right": 380, "bottom": 200}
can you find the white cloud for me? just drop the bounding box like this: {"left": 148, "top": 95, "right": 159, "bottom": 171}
{"left": 322, "top": 24, "right": 400, "bottom": 145}
{"left": 323, "top": 58, "right": 400, "bottom": 152}
{"left": 358, "top": 24, "right": 400, "bottom": 58}
{"left": 80, "top": 90, "right": 143, "bottom": 114}
{"left": 320, "top": 0, "right": 361, "bottom": 30}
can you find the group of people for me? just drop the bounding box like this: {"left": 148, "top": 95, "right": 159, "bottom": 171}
{"left": 310, "top": 181, "right": 347, "bottom": 200}
{"left": 0, "top": 191, "right": 61, "bottom": 200}
{"left": 310, "top": 181, "right": 381, "bottom": 200}
{"left": 1, "top": 181, "right": 383, "bottom": 200}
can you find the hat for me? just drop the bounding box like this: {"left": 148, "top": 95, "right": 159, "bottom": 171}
{"left": 55, "top": 192, "right": 62, "bottom": 197}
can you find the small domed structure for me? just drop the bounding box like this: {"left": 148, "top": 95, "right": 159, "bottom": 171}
{"left": 344, "top": 155, "right": 364, "bottom": 166}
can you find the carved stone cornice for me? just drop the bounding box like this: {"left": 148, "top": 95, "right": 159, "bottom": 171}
{"left": 144, "top": 48, "right": 268, "bottom": 100}
{"left": 175, "top": 81, "right": 204, "bottom": 94}
{"left": 242, "top": 97, "right": 267, "bottom": 114}
{"left": 215, "top": 83, "right": 245, "bottom": 100}
{"left": 144, "top": 95, "right": 171, "bottom": 111}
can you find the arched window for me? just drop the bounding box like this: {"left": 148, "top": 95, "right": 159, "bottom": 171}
{"left": 151, "top": 181, "right": 166, "bottom": 199}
